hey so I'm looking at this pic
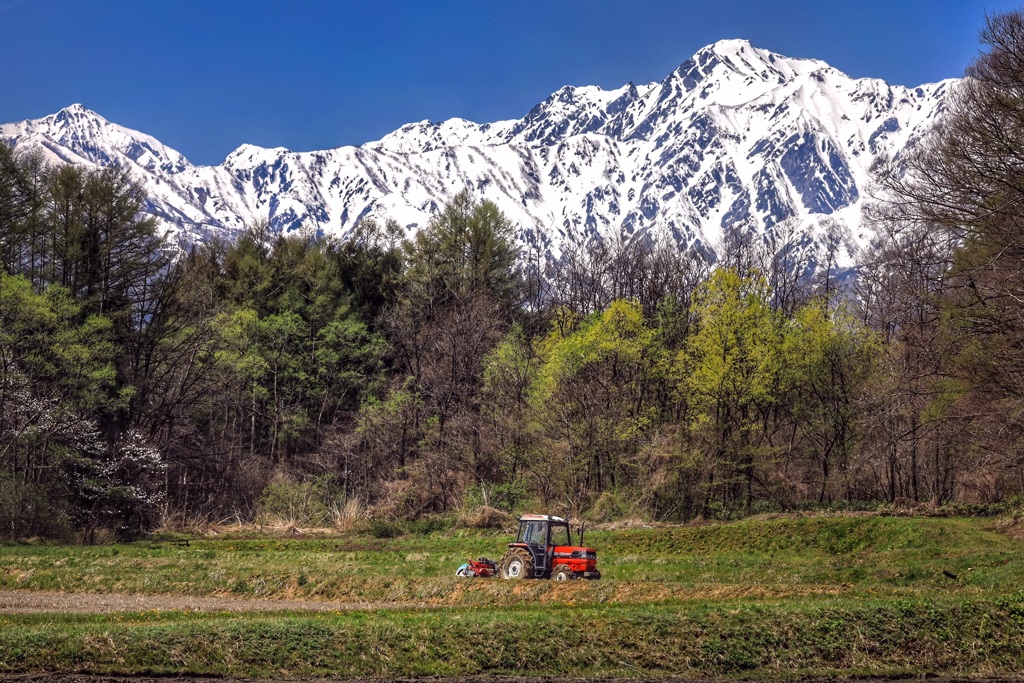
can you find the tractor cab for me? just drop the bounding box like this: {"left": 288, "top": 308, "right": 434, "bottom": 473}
{"left": 500, "top": 514, "right": 600, "bottom": 580}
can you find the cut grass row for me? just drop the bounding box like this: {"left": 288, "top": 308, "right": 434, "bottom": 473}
{"left": 2, "top": 516, "right": 1020, "bottom": 605}
{"left": 2, "top": 596, "right": 1023, "bottom": 678}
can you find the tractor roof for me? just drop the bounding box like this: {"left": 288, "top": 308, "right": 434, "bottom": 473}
{"left": 518, "top": 514, "right": 566, "bottom": 522}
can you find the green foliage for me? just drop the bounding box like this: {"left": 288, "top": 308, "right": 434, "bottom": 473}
{"left": 684, "top": 268, "right": 781, "bottom": 414}
{"left": 403, "top": 189, "right": 520, "bottom": 307}
{"left": 0, "top": 269, "right": 151, "bottom": 539}
{"left": 782, "top": 301, "right": 881, "bottom": 502}
{"left": 353, "top": 193, "right": 525, "bottom": 517}
{"left": 202, "top": 229, "right": 391, "bottom": 467}
{"left": 0, "top": 271, "right": 118, "bottom": 410}
{"left": 681, "top": 268, "right": 783, "bottom": 512}
{"left": 527, "top": 299, "right": 671, "bottom": 503}
{"left": 463, "top": 480, "right": 533, "bottom": 513}
{"left": 478, "top": 326, "right": 541, "bottom": 487}
{"left": 589, "top": 490, "right": 635, "bottom": 521}
{"left": 0, "top": 149, "right": 177, "bottom": 539}
{"left": 257, "top": 477, "right": 335, "bottom": 526}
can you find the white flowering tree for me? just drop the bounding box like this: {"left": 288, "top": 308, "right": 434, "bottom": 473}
{"left": 0, "top": 270, "right": 165, "bottom": 539}
{"left": 67, "top": 429, "right": 166, "bottom": 541}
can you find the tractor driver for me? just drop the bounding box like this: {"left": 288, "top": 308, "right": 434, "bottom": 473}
{"left": 527, "top": 522, "right": 546, "bottom": 547}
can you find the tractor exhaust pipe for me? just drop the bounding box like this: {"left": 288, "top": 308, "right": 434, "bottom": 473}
{"left": 578, "top": 521, "right": 585, "bottom": 548}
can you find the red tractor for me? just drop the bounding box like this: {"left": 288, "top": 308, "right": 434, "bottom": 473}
{"left": 499, "top": 514, "right": 600, "bottom": 581}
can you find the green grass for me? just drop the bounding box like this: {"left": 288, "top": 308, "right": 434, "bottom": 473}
{"left": 2, "top": 597, "right": 1023, "bottom": 678}
{"left": 2, "top": 514, "right": 1023, "bottom": 678}
{"left": 2, "top": 516, "right": 1018, "bottom": 603}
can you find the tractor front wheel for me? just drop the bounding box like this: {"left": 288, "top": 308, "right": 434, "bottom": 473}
{"left": 552, "top": 564, "right": 574, "bottom": 581}
{"left": 500, "top": 548, "right": 534, "bottom": 579}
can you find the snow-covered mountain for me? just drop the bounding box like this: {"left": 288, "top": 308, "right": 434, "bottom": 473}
{"left": 1, "top": 39, "right": 953, "bottom": 264}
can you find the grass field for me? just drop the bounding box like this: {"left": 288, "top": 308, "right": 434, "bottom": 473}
{"left": 2, "top": 514, "right": 1023, "bottom": 679}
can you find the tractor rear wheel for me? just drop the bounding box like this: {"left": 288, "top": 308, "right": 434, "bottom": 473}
{"left": 552, "top": 564, "right": 574, "bottom": 581}
{"left": 500, "top": 548, "right": 534, "bottom": 579}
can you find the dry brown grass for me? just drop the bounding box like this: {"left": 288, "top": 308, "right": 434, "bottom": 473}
{"left": 458, "top": 505, "right": 513, "bottom": 529}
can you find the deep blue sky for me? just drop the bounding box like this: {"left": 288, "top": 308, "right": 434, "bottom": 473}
{"left": 0, "top": 0, "right": 1017, "bottom": 166}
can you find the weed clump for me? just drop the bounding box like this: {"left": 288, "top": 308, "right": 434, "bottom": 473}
{"left": 368, "top": 520, "right": 403, "bottom": 539}
{"left": 459, "top": 505, "right": 512, "bottom": 529}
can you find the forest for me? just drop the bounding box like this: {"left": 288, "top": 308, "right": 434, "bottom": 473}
{"left": 2, "top": 13, "right": 1024, "bottom": 540}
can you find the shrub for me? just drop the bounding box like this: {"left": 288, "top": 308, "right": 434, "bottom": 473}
{"left": 590, "top": 490, "right": 635, "bottom": 522}
{"left": 256, "top": 476, "right": 334, "bottom": 527}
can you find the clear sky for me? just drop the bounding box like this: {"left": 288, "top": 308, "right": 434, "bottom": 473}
{"left": 0, "top": 0, "right": 1018, "bottom": 166}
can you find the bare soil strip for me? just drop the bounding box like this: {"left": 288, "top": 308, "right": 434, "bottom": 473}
{"left": 1, "top": 677, "right": 1021, "bottom": 683}
{"left": 0, "top": 677, "right": 702, "bottom": 683}
{"left": 0, "top": 590, "right": 411, "bottom": 614}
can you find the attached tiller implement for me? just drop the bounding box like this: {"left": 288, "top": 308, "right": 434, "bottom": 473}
{"left": 456, "top": 514, "right": 600, "bottom": 581}
{"left": 455, "top": 557, "right": 498, "bottom": 577}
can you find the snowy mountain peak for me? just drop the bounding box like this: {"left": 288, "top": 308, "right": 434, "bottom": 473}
{"left": 690, "top": 38, "right": 777, "bottom": 75}
{"left": 52, "top": 102, "right": 103, "bottom": 122}
{"left": 226, "top": 143, "right": 292, "bottom": 162}
{"left": 15, "top": 103, "right": 110, "bottom": 138}
{"left": 695, "top": 38, "right": 828, "bottom": 73}
{"left": 2, "top": 41, "right": 954, "bottom": 266}
{"left": 670, "top": 39, "right": 836, "bottom": 104}
{"left": 1, "top": 102, "right": 190, "bottom": 175}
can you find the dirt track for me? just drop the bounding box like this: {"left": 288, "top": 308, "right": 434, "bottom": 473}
{"left": 0, "top": 590, "right": 412, "bottom": 614}
{"left": 0, "top": 679, "right": 676, "bottom": 683}
{"left": 1, "top": 676, "right": 1020, "bottom": 683}
{"left": 0, "top": 679, "right": 714, "bottom": 683}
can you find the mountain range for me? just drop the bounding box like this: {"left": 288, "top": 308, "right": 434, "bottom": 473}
{"left": 0, "top": 39, "right": 954, "bottom": 265}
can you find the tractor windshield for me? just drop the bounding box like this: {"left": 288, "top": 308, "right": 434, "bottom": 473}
{"left": 549, "top": 523, "right": 571, "bottom": 547}
{"left": 518, "top": 521, "right": 546, "bottom": 547}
